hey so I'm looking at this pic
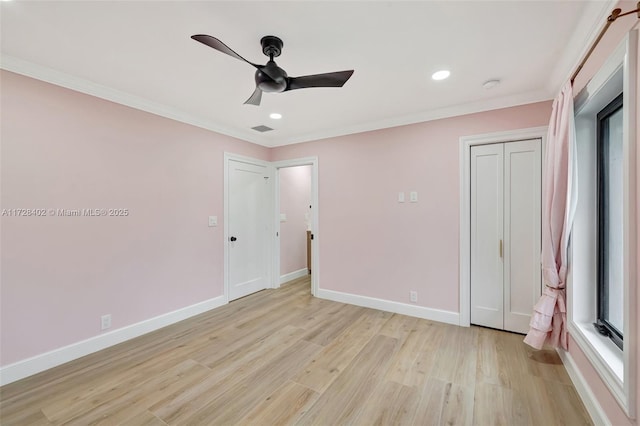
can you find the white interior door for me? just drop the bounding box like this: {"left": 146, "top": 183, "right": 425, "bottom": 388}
{"left": 470, "top": 139, "right": 541, "bottom": 333}
{"left": 228, "top": 159, "right": 269, "bottom": 301}
{"left": 470, "top": 143, "right": 504, "bottom": 330}
{"left": 503, "top": 139, "right": 541, "bottom": 333}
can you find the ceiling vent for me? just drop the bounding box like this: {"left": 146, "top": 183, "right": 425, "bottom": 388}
{"left": 251, "top": 125, "right": 274, "bottom": 132}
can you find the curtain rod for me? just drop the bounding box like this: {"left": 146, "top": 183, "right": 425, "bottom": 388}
{"left": 570, "top": 1, "right": 640, "bottom": 84}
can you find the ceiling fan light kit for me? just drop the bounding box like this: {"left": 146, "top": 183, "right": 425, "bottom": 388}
{"left": 191, "top": 34, "right": 354, "bottom": 106}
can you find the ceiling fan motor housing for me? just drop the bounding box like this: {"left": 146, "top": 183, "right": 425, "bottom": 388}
{"left": 255, "top": 61, "right": 288, "bottom": 92}
{"left": 260, "top": 35, "right": 283, "bottom": 58}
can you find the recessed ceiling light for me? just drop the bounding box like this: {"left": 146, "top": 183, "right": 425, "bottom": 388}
{"left": 483, "top": 79, "right": 501, "bottom": 89}
{"left": 431, "top": 70, "right": 450, "bottom": 81}
{"left": 269, "top": 113, "right": 282, "bottom": 120}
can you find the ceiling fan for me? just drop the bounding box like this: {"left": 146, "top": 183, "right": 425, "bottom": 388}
{"left": 191, "top": 34, "right": 354, "bottom": 106}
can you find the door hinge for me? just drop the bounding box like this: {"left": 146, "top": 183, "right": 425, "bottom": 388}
{"left": 499, "top": 239, "right": 503, "bottom": 258}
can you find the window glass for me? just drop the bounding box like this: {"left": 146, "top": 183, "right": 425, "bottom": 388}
{"left": 604, "top": 106, "right": 623, "bottom": 333}
{"left": 597, "top": 93, "right": 624, "bottom": 349}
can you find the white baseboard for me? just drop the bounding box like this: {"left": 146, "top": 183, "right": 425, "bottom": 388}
{"left": 280, "top": 268, "right": 309, "bottom": 284}
{"left": 557, "top": 348, "right": 609, "bottom": 426}
{"left": 317, "top": 288, "right": 459, "bottom": 325}
{"left": 0, "top": 295, "right": 226, "bottom": 386}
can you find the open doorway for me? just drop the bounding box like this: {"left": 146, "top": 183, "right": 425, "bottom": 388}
{"left": 273, "top": 157, "right": 319, "bottom": 296}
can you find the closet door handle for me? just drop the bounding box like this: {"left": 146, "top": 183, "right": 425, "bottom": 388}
{"left": 499, "top": 239, "right": 503, "bottom": 258}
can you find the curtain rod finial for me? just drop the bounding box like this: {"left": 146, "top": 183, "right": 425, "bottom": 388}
{"left": 608, "top": 8, "right": 621, "bottom": 21}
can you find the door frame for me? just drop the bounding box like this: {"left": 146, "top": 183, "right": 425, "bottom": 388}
{"left": 224, "top": 152, "right": 275, "bottom": 303}
{"left": 272, "top": 157, "right": 320, "bottom": 297}
{"left": 459, "top": 126, "right": 547, "bottom": 327}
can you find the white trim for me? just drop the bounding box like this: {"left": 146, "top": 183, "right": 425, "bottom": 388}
{"left": 0, "top": 295, "right": 226, "bottom": 386}
{"left": 458, "top": 126, "right": 548, "bottom": 327}
{"left": 280, "top": 268, "right": 309, "bottom": 284}
{"left": 224, "top": 153, "right": 275, "bottom": 302}
{"left": 569, "top": 322, "right": 624, "bottom": 400}
{"left": 276, "top": 90, "right": 552, "bottom": 147}
{"left": 0, "top": 54, "right": 265, "bottom": 146}
{"left": 621, "top": 28, "right": 638, "bottom": 420}
{"left": 272, "top": 157, "right": 320, "bottom": 297}
{"left": 317, "top": 289, "right": 459, "bottom": 326}
{"left": 558, "top": 348, "right": 610, "bottom": 426}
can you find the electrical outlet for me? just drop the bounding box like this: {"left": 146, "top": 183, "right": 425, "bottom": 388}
{"left": 101, "top": 314, "right": 111, "bottom": 330}
{"left": 410, "top": 291, "right": 418, "bottom": 303}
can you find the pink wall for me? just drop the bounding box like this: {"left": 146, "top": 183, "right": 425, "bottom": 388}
{"left": 271, "top": 101, "right": 552, "bottom": 312}
{"left": 566, "top": 2, "right": 640, "bottom": 423}
{"left": 0, "top": 70, "right": 269, "bottom": 365}
{"left": 279, "top": 165, "right": 311, "bottom": 276}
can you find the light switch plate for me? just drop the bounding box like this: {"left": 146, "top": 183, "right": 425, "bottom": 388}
{"left": 280, "top": 213, "right": 287, "bottom": 222}
{"left": 398, "top": 192, "right": 405, "bottom": 203}
{"left": 410, "top": 191, "right": 418, "bottom": 202}
{"left": 208, "top": 216, "right": 217, "bottom": 227}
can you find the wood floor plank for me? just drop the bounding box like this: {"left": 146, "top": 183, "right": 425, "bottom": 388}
{"left": 300, "top": 304, "right": 367, "bottom": 347}
{"left": 0, "top": 407, "right": 51, "bottom": 426}
{"left": 237, "top": 380, "right": 318, "bottom": 425}
{"left": 473, "top": 382, "right": 530, "bottom": 426}
{"left": 121, "top": 410, "right": 168, "bottom": 426}
{"left": 385, "top": 320, "right": 443, "bottom": 387}
{"left": 182, "top": 339, "right": 322, "bottom": 424}
{"left": 39, "top": 344, "right": 212, "bottom": 423}
{"left": 431, "top": 324, "right": 478, "bottom": 387}
{"left": 476, "top": 327, "right": 514, "bottom": 387}
{"left": 439, "top": 382, "right": 475, "bottom": 426}
{"left": 353, "top": 380, "right": 419, "bottom": 425}
{"left": 149, "top": 325, "right": 306, "bottom": 424}
{"left": 378, "top": 313, "right": 420, "bottom": 341}
{"left": 55, "top": 359, "right": 210, "bottom": 425}
{"left": 297, "top": 334, "right": 398, "bottom": 425}
{"left": 293, "top": 308, "right": 391, "bottom": 393}
{"left": 412, "top": 378, "right": 449, "bottom": 425}
{"left": 0, "top": 276, "right": 593, "bottom": 426}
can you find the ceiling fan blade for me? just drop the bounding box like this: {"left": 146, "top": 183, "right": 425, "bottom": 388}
{"left": 285, "top": 70, "right": 354, "bottom": 91}
{"left": 191, "top": 35, "right": 259, "bottom": 68}
{"left": 244, "top": 87, "right": 262, "bottom": 106}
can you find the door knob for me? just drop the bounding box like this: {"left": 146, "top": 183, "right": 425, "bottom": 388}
{"left": 230, "top": 236, "right": 237, "bottom": 242}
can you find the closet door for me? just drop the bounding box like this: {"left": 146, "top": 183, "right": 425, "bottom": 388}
{"left": 470, "top": 139, "right": 541, "bottom": 333}
{"left": 470, "top": 144, "right": 504, "bottom": 330}
{"left": 503, "top": 139, "right": 541, "bottom": 333}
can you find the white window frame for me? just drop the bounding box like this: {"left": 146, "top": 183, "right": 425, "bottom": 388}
{"left": 571, "top": 29, "right": 637, "bottom": 418}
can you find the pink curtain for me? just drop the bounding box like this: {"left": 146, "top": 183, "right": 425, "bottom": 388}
{"left": 524, "top": 81, "right": 577, "bottom": 351}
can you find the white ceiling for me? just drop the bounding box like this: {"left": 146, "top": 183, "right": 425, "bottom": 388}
{"left": 0, "top": 1, "right": 613, "bottom": 147}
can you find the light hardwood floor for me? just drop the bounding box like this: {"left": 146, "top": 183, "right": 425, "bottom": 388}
{"left": 0, "top": 276, "right": 592, "bottom": 425}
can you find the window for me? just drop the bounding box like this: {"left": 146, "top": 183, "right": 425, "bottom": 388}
{"left": 595, "top": 93, "right": 624, "bottom": 350}
{"left": 570, "top": 29, "right": 637, "bottom": 418}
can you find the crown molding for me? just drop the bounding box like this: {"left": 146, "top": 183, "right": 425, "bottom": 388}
{"left": 3, "top": 54, "right": 552, "bottom": 149}
{"left": 0, "top": 54, "right": 268, "bottom": 146}
{"left": 272, "top": 90, "right": 552, "bottom": 147}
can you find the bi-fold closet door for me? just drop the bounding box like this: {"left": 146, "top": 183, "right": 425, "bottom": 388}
{"left": 470, "top": 139, "right": 541, "bottom": 334}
